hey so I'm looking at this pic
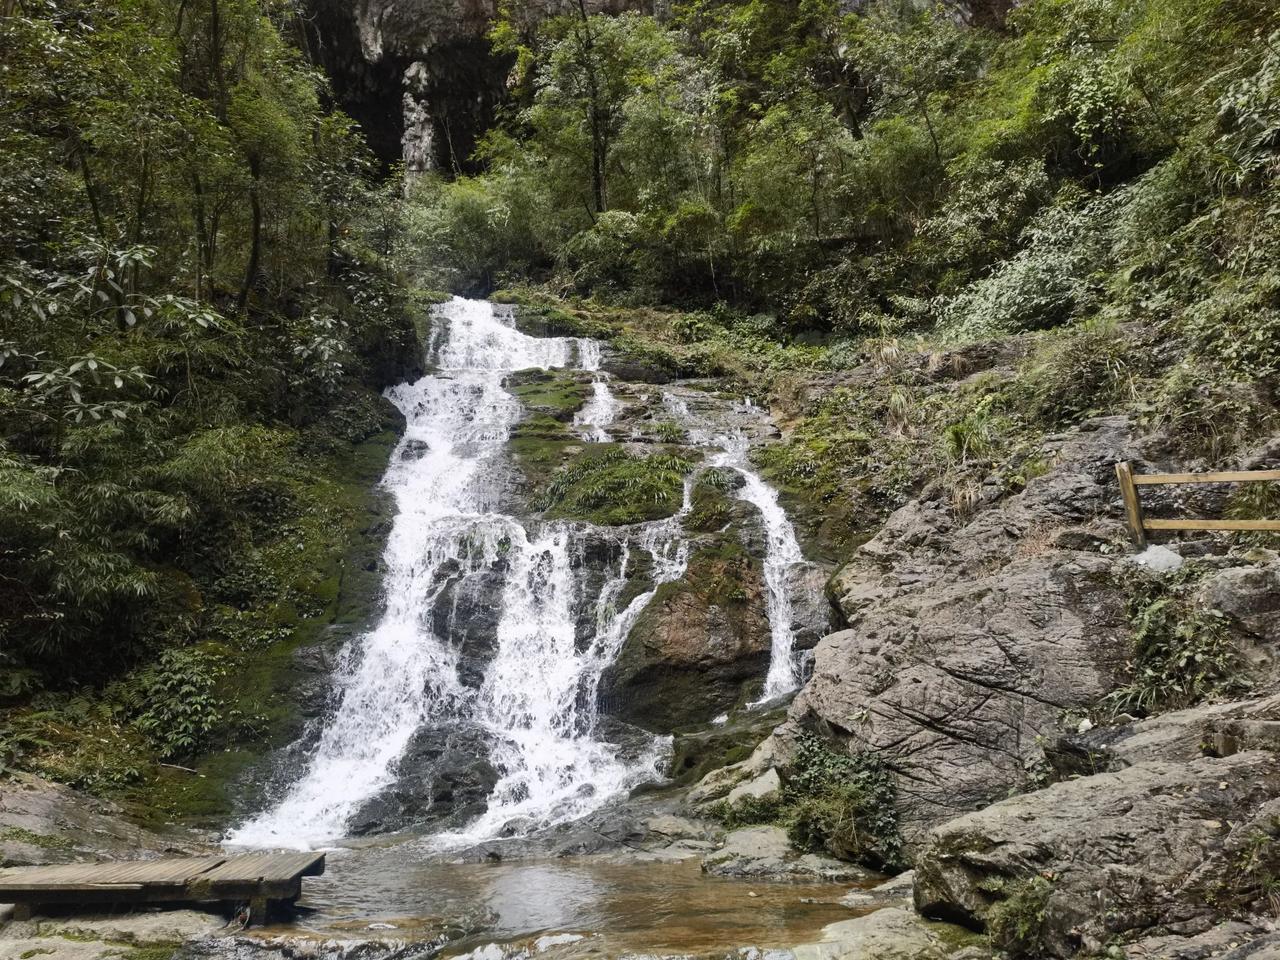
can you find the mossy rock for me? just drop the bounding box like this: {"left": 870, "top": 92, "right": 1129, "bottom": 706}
{"left": 540, "top": 448, "right": 694, "bottom": 526}
{"left": 497, "top": 297, "right": 616, "bottom": 340}
{"left": 598, "top": 534, "right": 771, "bottom": 732}
{"left": 504, "top": 368, "right": 590, "bottom": 421}
{"left": 683, "top": 470, "right": 739, "bottom": 534}
{"left": 668, "top": 704, "right": 788, "bottom": 785}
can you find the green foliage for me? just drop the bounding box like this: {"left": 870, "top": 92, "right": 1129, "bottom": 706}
{"left": 0, "top": 0, "right": 417, "bottom": 809}
{"left": 131, "top": 648, "right": 227, "bottom": 759}
{"left": 538, "top": 449, "right": 694, "bottom": 525}
{"left": 1106, "top": 566, "right": 1247, "bottom": 717}
{"left": 986, "top": 876, "right": 1054, "bottom": 959}
{"left": 782, "top": 733, "right": 903, "bottom": 871}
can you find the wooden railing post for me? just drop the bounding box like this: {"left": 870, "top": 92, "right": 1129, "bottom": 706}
{"left": 1115, "top": 461, "right": 1147, "bottom": 549}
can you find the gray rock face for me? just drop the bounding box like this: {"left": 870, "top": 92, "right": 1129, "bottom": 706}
{"left": 913, "top": 752, "right": 1280, "bottom": 957}
{"left": 1048, "top": 694, "right": 1280, "bottom": 777}
{"left": 701, "top": 825, "right": 874, "bottom": 882}
{"left": 1201, "top": 559, "right": 1280, "bottom": 645}
{"left": 791, "top": 907, "right": 985, "bottom": 960}
{"left": 0, "top": 772, "right": 208, "bottom": 866}
{"left": 782, "top": 416, "right": 1141, "bottom": 843}
{"left": 778, "top": 417, "right": 1141, "bottom": 844}
{"left": 726, "top": 768, "right": 782, "bottom": 808}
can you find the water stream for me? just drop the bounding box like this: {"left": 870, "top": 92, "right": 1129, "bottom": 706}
{"left": 229, "top": 295, "right": 814, "bottom": 854}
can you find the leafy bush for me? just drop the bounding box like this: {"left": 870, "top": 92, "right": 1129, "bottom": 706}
{"left": 1105, "top": 567, "right": 1247, "bottom": 717}
{"left": 940, "top": 200, "right": 1110, "bottom": 339}
{"left": 783, "top": 734, "right": 903, "bottom": 871}
{"left": 132, "top": 648, "right": 228, "bottom": 760}
{"left": 986, "top": 876, "right": 1054, "bottom": 959}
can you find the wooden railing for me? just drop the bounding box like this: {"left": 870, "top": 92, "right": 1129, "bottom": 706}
{"left": 1115, "top": 462, "right": 1280, "bottom": 548}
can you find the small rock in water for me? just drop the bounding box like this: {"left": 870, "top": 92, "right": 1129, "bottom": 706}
{"left": 535, "top": 933, "right": 584, "bottom": 952}
{"left": 1130, "top": 544, "right": 1184, "bottom": 573}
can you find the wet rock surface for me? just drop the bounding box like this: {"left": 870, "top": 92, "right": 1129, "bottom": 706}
{"left": 701, "top": 826, "right": 874, "bottom": 883}
{"left": 347, "top": 724, "right": 499, "bottom": 835}
{"left": 0, "top": 772, "right": 208, "bottom": 866}
{"left": 599, "top": 536, "right": 774, "bottom": 733}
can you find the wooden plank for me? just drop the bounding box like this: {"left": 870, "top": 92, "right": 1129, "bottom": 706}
{"left": 1131, "top": 469, "right": 1280, "bottom": 486}
{"left": 1143, "top": 518, "right": 1280, "bottom": 531}
{"left": 0, "top": 851, "right": 323, "bottom": 912}
{"left": 0, "top": 856, "right": 225, "bottom": 891}
{"left": 200, "top": 852, "right": 324, "bottom": 883}
{"left": 0, "top": 883, "right": 147, "bottom": 893}
{"left": 1115, "top": 461, "right": 1147, "bottom": 548}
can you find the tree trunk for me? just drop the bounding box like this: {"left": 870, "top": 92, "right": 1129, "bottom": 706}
{"left": 236, "top": 153, "right": 262, "bottom": 316}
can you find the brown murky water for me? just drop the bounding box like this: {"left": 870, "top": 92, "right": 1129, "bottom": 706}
{"left": 268, "top": 843, "right": 864, "bottom": 957}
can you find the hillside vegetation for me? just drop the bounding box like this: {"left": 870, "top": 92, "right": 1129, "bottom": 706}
{"left": 0, "top": 0, "right": 418, "bottom": 815}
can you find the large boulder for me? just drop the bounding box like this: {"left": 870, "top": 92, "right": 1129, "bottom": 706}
{"left": 599, "top": 535, "right": 773, "bottom": 732}
{"left": 347, "top": 723, "right": 498, "bottom": 835}
{"left": 1048, "top": 694, "right": 1280, "bottom": 777}
{"left": 778, "top": 417, "right": 1144, "bottom": 843}
{"left": 913, "top": 752, "right": 1280, "bottom": 957}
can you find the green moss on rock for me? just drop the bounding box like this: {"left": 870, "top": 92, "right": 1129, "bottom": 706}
{"left": 539, "top": 449, "right": 694, "bottom": 525}
{"left": 504, "top": 369, "right": 590, "bottom": 421}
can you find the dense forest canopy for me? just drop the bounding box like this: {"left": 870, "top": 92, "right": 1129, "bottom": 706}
{"left": 0, "top": 0, "right": 418, "bottom": 793}
{"left": 414, "top": 0, "right": 1280, "bottom": 336}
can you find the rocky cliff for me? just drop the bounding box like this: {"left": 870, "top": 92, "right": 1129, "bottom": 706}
{"left": 683, "top": 333, "right": 1280, "bottom": 957}
{"left": 304, "top": 0, "right": 650, "bottom": 172}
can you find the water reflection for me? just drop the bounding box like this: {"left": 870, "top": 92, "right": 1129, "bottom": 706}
{"left": 287, "top": 850, "right": 858, "bottom": 955}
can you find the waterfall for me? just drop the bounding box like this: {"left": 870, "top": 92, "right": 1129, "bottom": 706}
{"left": 574, "top": 378, "right": 620, "bottom": 442}
{"left": 227, "top": 300, "right": 675, "bottom": 850}
{"left": 228, "top": 298, "right": 810, "bottom": 850}
{"left": 715, "top": 447, "right": 806, "bottom": 699}
{"left": 665, "top": 395, "right": 809, "bottom": 699}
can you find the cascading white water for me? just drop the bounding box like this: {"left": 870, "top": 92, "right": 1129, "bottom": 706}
{"left": 713, "top": 441, "right": 806, "bottom": 699}
{"left": 229, "top": 298, "right": 811, "bottom": 851}
{"left": 664, "top": 395, "right": 808, "bottom": 698}
{"left": 229, "top": 299, "right": 699, "bottom": 850}
{"left": 438, "top": 485, "right": 692, "bottom": 846}
{"left": 574, "top": 378, "right": 620, "bottom": 442}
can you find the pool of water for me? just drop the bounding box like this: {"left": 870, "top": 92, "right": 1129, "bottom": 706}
{"left": 257, "top": 842, "right": 864, "bottom": 957}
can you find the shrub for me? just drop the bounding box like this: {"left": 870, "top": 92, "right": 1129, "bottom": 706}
{"left": 783, "top": 734, "right": 903, "bottom": 870}
{"left": 1105, "top": 567, "right": 1247, "bottom": 717}
{"left": 940, "top": 199, "right": 1111, "bottom": 339}
{"left": 131, "top": 648, "right": 228, "bottom": 760}
{"left": 986, "top": 876, "right": 1053, "bottom": 959}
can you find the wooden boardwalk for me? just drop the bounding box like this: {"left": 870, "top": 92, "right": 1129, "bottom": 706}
{"left": 0, "top": 851, "right": 324, "bottom": 924}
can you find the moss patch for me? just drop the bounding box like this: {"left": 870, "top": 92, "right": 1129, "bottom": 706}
{"left": 539, "top": 449, "right": 694, "bottom": 525}
{"left": 683, "top": 469, "right": 737, "bottom": 534}
{"left": 0, "top": 827, "right": 73, "bottom": 850}
{"left": 504, "top": 369, "right": 590, "bottom": 421}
